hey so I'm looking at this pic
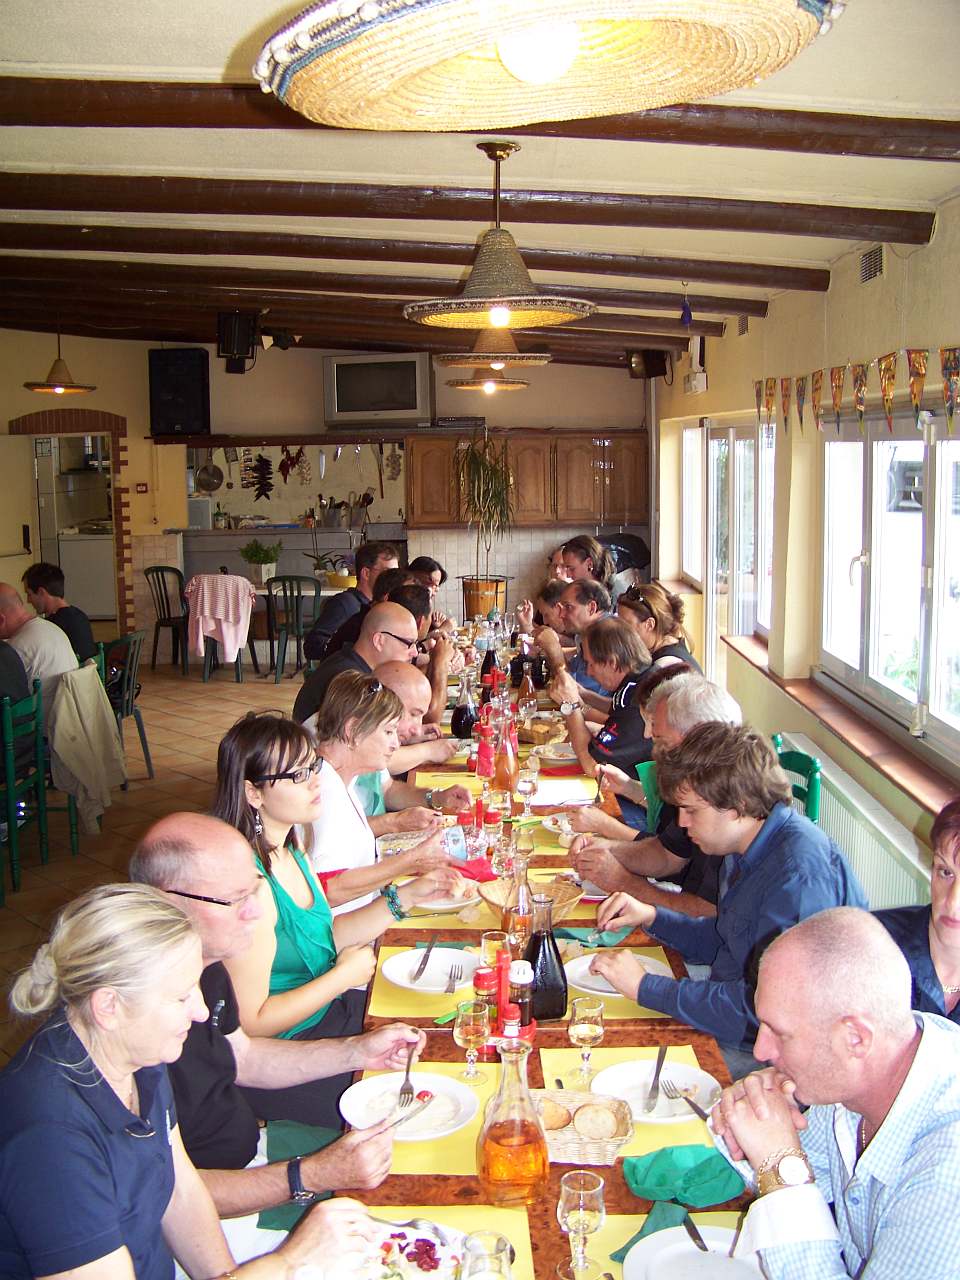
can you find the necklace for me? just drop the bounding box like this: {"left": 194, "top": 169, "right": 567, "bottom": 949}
{"left": 943, "top": 984, "right": 960, "bottom": 994}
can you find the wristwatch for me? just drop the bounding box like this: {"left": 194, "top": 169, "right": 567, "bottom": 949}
{"left": 287, "top": 1156, "right": 317, "bottom": 1205}
{"left": 560, "top": 700, "right": 583, "bottom": 716}
{"left": 756, "top": 1146, "right": 814, "bottom": 1196}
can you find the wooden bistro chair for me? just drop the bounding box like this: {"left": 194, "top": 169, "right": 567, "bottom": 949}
{"left": 144, "top": 565, "right": 189, "bottom": 675}
{"left": 104, "top": 632, "right": 154, "bottom": 783}
{"left": 1, "top": 680, "right": 49, "bottom": 899}
{"left": 771, "top": 733, "right": 822, "bottom": 823}
{"left": 266, "top": 574, "right": 319, "bottom": 683}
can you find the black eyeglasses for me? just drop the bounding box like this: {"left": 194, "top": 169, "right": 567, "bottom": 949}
{"left": 254, "top": 759, "right": 323, "bottom": 786}
{"left": 380, "top": 632, "right": 418, "bottom": 650}
{"left": 164, "top": 879, "right": 263, "bottom": 909}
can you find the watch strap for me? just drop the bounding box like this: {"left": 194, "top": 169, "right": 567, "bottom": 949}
{"left": 756, "top": 1146, "right": 814, "bottom": 1196}
{"left": 287, "top": 1155, "right": 316, "bottom": 1204}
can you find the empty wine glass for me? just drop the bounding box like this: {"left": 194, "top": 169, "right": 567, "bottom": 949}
{"left": 453, "top": 999, "right": 490, "bottom": 1084}
{"left": 556, "top": 1170, "right": 605, "bottom": 1280}
{"left": 460, "top": 1231, "right": 514, "bottom": 1279}
{"left": 567, "top": 997, "right": 604, "bottom": 1086}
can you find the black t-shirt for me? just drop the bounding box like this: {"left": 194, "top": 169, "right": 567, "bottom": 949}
{"left": 168, "top": 963, "right": 261, "bottom": 1170}
{"left": 48, "top": 605, "right": 96, "bottom": 662}
{"left": 303, "top": 588, "right": 368, "bottom": 661}
{"left": 292, "top": 644, "right": 372, "bottom": 723}
{"left": 653, "top": 641, "right": 702, "bottom": 674}
{"left": 323, "top": 602, "right": 371, "bottom": 660}
{"left": 653, "top": 802, "right": 720, "bottom": 905}
{"left": 588, "top": 670, "right": 653, "bottom": 771}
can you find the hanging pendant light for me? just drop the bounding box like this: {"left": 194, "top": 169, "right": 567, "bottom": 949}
{"left": 434, "top": 328, "right": 552, "bottom": 371}
{"left": 23, "top": 330, "right": 96, "bottom": 395}
{"left": 254, "top": 1, "right": 837, "bottom": 133}
{"left": 403, "top": 142, "right": 594, "bottom": 331}
{"left": 447, "top": 368, "right": 530, "bottom": 394}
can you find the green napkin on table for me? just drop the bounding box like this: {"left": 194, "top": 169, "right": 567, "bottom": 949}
{"left": 610, "top": 1202, "right": 688, "bottom": 1261}
{"left": 623, "top": 1144, "right": 744, "bottom": 1208}
{"left": 257, "top": 1120, "right": 339, "bottom": 1233}
{"left": 556, "top": 926, "right": 632, "bottom": 946}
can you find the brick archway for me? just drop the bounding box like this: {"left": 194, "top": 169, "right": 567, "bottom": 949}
{"left": 7, "top": 407, "right": 133, "bottom": 632}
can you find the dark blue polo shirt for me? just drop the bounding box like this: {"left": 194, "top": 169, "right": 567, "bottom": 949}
{"left": 0, "top": 1013, "right": 177, "bottom": 1279}
{"left": 876, "top": 904, "right": 960, "bottom": 1023}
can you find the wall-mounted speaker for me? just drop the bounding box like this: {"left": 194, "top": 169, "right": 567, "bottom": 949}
{"left": 217, "top": 311, "right": 258, "bottom": 372}
{"left": 148, "top": 348, "right": 211, "bottom": 437}
{"left": 627, "top": 349, "right": 670, "bottom": 379}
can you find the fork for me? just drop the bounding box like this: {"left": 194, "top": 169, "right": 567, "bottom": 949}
{"left": 397, "top": 1040, "right": 417, "bottom": 1108}
{"left": 444, "top": 963, "right": 463, "bottom": 995}
{"left": 660, "top": 1077, "right": 709, "bottom": 1121}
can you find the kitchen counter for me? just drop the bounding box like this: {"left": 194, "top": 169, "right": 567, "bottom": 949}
{"left": 167, "top": 524, "right": 407, "bottom": 582}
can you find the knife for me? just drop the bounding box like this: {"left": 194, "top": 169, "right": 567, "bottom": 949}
{"left": 382, "top": 1096, "right": 434, "bottom": 1132}
{"left": 677, "top": 1093, "right": 711, "bottom": 1122}
{"left": 682, "top": 1213, "right": 710, "bottom": 1253}
{"left": 643, "top": 1044, "right": 668, "bottom": 1113}
{"left": 410, "top": 931, "right": 439, "bottom": 983}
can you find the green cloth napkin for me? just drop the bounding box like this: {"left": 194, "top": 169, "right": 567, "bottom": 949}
{"left": 556, "top": 925, "right": 632, "bottom": 946}
{"left": 414, "top": 939, "right": 475, "bottom": 949}
{"left": 257, "top": 1120, "right": 339, "bottom": 1233}
{"left": 623, "top": 1144, "right": 744, "bottom": 1208}
{"left": 610, "top": 1202, "right": 688, "bottom": 1261}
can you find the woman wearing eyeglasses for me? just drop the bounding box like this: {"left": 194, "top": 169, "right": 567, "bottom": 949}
{"left": 617, "top": 582, "right": 702, "bottom": 672}
{"left": 212, "top": 704, "right": 460, "bottom": 1061}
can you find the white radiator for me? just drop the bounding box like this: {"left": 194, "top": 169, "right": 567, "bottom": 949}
{"left": 780, "top": 733, "right": 931, "bottom": 910}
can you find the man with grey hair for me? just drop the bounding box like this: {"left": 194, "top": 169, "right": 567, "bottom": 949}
{"left": 711, "top": 907, "right": 960, "bottom": 1276}
{"left": 0, "top": 582, "right": 77, "bottom": 729}
{"left": 570, "top": 673, "right": 742, "bottom": 916}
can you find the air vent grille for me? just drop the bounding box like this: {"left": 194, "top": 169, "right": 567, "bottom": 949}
{"left": 737, "top": 314, "right": 749, "bottom": 336}
{"left": 860, "top": 245, "right": 884, "bottom": 283}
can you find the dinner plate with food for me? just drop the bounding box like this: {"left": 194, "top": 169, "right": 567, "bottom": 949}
{"left": 590, "top": 1059, "right": 721, "bottom": 1124}
{"left": 339, "top": 1071, "right": 478, "bottom": 1143}
{"left": 539, "top": 741, "right": 578, "bottom": 762}
{"left": 381, "top": 946, "right": 479, "bottom": 994}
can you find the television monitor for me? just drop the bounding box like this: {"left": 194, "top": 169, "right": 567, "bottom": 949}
{"left": 322, "top": 352, "right": 433, "bottom": 425}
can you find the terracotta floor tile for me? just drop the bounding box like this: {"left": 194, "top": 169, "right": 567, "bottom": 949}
{"left": 0, "top": 912, "right": 45, "bottom": 951}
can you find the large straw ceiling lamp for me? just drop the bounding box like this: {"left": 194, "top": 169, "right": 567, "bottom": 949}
{"left": 403, "top": 141, "right": 594, "bottom": 330}
{"left": 23, "top": 330, "right": 96, "bottom": 395}
{"left": 254, "top": 1, "right": 839, "bottom": 132}
{"left": 447, "top": 368, "right": 530, "bottom": 394}
{"left": 434, "top": 329, "right": 552, "bottom": 370}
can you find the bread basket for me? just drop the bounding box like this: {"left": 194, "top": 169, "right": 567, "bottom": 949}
{"left": 532, "top": 1088, "right": 632, "bottom": 1165}
{"left": 477, "top": 877, "right": 583, "bottom": 923}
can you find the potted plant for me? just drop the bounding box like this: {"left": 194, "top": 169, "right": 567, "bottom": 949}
{"left": 456, "top": 427, "right": 514, "bottom": 620}
{"left": 302, "top": 527, "right": 357, "bottom": 586}
{"left": 238, "top": 538, "right": 283, "bottom": 586}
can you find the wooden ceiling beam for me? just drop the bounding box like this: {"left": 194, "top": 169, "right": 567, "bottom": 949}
{"left": 0, "top": 172, "right": 933, "bottom": 244}
{"left": 0, "top": 223, "right": 801, "bottom": 297}
{"left": 3, "top": 78, "right": 957, "bottom": 163}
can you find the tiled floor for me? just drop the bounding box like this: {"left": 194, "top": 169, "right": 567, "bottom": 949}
{"left": 0, "top": 658, "right": 300, "bottom": 1064}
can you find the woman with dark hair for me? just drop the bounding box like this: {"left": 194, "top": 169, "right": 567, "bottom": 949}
{"left": 212, "top": 704, "right": 456, "bottom": 1051}
{"left": 876, "top": 797, "right": 960, "bottom": 1023}
{"left": 617, "top": 582, "right": 701, "bottom": 671}
{"left": 562, "top": 535, "right": 616, "bottom": 589}
{"left": 407, "top": 555, "right": 454, "bottom": 635}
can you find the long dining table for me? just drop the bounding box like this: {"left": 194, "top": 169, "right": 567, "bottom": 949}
{"left": 342, "top": 741, "right": 751, "bottom": 1278}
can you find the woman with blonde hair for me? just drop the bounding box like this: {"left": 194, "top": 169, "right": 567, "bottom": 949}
{"left": 617, "top": 581, "right": 701, "bottom": 671}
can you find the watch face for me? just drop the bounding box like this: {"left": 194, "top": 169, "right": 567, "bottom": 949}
{"left": 778, "top": 1154, "right": 811, "bottom": 1186}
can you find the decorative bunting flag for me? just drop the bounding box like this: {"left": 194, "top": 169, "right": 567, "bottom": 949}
{"left": 829, "top": 365, "right": 847, "bottom": 433}
{"left": 754, "top": 380, "right": 763, "bottom": 428}
{"left": 941, "top": 347, "right": 960, "bottom": 435}
{"left": 906, "top": 349, "right": 928, "bottom": 429}
{"left": 850, "top": 363, "right": 869, "bottom": 429}
{"left": 764, "top": 377, "right": 777, "bottom": 427}
{"left": 877, "top": 352, "right": 898, "bottom": 433}
{"left": 795, "top": 375, "right": 807, "bottom": 433}
{"left": 780, "top": 378, "right": 792, "bottom": 435}
{"left": 811, "top": 369, "right": 824, "bottom": 431}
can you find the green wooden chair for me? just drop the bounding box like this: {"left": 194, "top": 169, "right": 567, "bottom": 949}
{"left": 104, "top": 632, "right": 154, "bottom": 782}
{"left": 1, "top": 680, "right": 48, "bottom": 899}
{"left": 771, "top": 733, "right": 822, "bottom": 823}
{"left": 266, "top": 575, "right": 320, "bottom": 683}
{"left": 633, "top": 760, "right": 664, "bottom": 834}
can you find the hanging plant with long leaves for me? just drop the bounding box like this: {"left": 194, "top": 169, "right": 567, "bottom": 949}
{"left": 456, "top": 428, "right": 514, "bottom": 579}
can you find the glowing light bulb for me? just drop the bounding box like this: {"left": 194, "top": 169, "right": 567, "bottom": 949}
{"left": 53, "top": 386, "right": 65, "bottom": 394}
{"left": 482, "top": 379, "right": 497, "bottom": 395}
{"left": 490, "top": 360, "right": 506, "bottom": 371}
{"left": 497, "top": 22, "right": 580, "bottom": 85}
{"left": 488, "top": 305, "right": 511, "bottom": 328}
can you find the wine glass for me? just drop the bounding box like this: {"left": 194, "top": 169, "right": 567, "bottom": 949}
{"left": 453, "top": 999, "right": 490, "bottom": 1084}
{"left": 567, "top": 997, "right": 604, "bottom": 1086}
{"left": 556, "top": 1170, "right": 606, "bottom": 1280}
{"left": 480, "top": 930, "right": 508, "bottom": 967}
{"left": 516, "top": 767, "right": 538, "bottom": 820}
{"left": 460, "top": 1231, "right": 514, "bottom": 1279}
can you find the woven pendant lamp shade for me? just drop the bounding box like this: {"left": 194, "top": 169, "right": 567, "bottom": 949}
{"left": 255, "top": 0, "right": 830, "bottom": 133}
{"left": 23, "top": 336, "right": 96, "bottom": 395}
{"left": 448, "top": 367, "right": 530, "bottom": 392}
{"left": 434, "top": 329, "right": 552, "bottom": 369}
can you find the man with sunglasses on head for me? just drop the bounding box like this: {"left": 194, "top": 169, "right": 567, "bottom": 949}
{"left": 293, "top": 601, "right": 420, "bottom": 725}
{"left": 130, "top": 812, "right": 426, "bottom": 1269}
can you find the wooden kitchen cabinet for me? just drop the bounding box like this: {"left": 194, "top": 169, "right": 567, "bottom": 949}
{"left": 554, "top": 435, "right": 601, "bottom": 522}
{"left": 405, "top": 436, "right": 459, "bottom": 527}
{"left": 507, "top": 437, "right": 553, "bottom": 525}
{"left": 604, "top": 430, "right": 649, "bottom": 523}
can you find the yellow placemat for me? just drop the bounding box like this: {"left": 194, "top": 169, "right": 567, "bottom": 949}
{"left": 368, "top": 1205, "right": 534, "bottom": 1280}
{"left": 538, "top": 1044, "right": 714, "bottom": 1156}
{"left": 562, "top": 947, "right": 672, "bottom": 1019}
{"left": 594, "top": 1211, "right": 742, "bottom": 1279}
{"left": 360, "top": 1059, "right": 498, "bottom": 1174}
{"left": 416, "top": 771, "right": 485, "bottom": 796}
{"left": 369, "top": 945, "right": 477, "bottom": 1018}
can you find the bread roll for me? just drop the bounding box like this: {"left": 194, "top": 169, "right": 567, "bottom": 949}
{"left": 572, "top": 1102, "right": 619, "bottom": 1140}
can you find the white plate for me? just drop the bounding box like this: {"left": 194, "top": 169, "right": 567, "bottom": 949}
{"left": 381, "top": 946, "right": 479, "bottom": 993}
{"left": 339, "top": 1071, "right": 478, "bottom": 1143}
{"left": 541, "top": 813, "right": 574, "bottom": 837}
{"left": 590, "top": 1059, "right": 721, "bottom": 1124}
{"left": 623, "top": 1225, "right": 760, "bottom": 1279}
{"left": 411, "top": 890, "right": 481, "bottom": 913}
{"left": 564, "top": 951, "right": 672, "bottom": 995}
{"left": 540, "top": 741, "right": 577, "bottom": 761}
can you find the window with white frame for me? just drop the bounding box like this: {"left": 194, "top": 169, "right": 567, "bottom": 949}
{"left": 755, "top": 423, "right": 776, "bottom": 634}
{"left": 681, "top": 425, "right": 704, "bottom": 587}
{"left": 704, "top": 421, "right": 756, "bottom": 686}
{"left": 819, "top": 409, "right": 960, "bottom": 761}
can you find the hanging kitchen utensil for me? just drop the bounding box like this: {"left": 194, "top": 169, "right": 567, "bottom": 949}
{"left": 318, "top": 449, "right": 326, "bottom": 480}
{"left": 334, "top": 445, "right": 342, "bottom": 462}
{"left": 223, "top": 445, "right": 238, "bottom": 482}
{"left": 355, "top": 442, "right": 362, "bottom": 474}
{"left": 373, "top": 441, "right": 385, "bottom": 498}
{"left": 195, "top": 448, "right": 224, "bottom": 493}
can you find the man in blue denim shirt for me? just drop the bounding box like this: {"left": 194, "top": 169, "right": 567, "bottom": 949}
{"left": 591, "top": 723, "right": 866, "bottom": 1054}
